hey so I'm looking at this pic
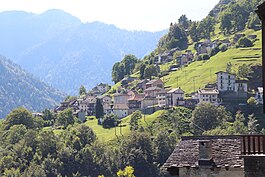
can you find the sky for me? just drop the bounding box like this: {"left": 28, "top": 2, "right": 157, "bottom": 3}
{"left": 0, "top": 0, "right": 220, "bottom": 31}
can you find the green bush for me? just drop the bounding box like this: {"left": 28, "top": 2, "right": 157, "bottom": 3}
{"left": 102, "top": 114, "right": 118, "bottom": 128}
{"left": 219, "top": 44, "right": 228, "bottom": 52}
{"left": 237, "top": 37, "right": 253, "bottom": 48}
{"left": 198, "top": 54, "right": 210, "bottom": 61}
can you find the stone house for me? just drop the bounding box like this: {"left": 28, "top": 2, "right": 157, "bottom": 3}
{"left": 141, "top": 95, "right": 158, "bottom": 109}
{"left": 163, "top": 136, "right": 244, "bottom": 177}
{"left": 195, "top": 40, "right": 214, "bottom": 55}
{"left": 255, "top": 87, "right": 263, "bottom": 104}
{"left": 121, "top": 76, "right": 137, "bottom": 87}
{"left": 113, "top": 92, "right": 129, "bottom": 105}
{"left": 113, "top": 103, "right": 129, "bottom": 118}
{"left": 136, "top": 79, "right": 148, "bottom": 90}
{"left": 97, "top": 95, "right": 113, "bottom": 115}
{"left": 157, "top": 90, "right": 168, "bottom": 107}
{"left": 78, "top": 100, "right": 88, "bottom": 112}
{"left": 84, "top": 95, "right": 97, "bottom": 116}
{"left": 197, "top": 88, "right": 219, "bottom": 105}
{"left": 145, "top": 78, "right": 164, "bottom": 89}
{"left": 97, "top": 95, "right": 112, "bottom": 105}
{"left": 113, "top": 92, "right": 129, "bottom": 117}
{"left": 127, "top": 91, "right": 145, "bottom": 114}
{"left": 144, "top": 86, "right": 164, "bottom": 97}
{"left": 167, "top": 88, "right": 185, "bottom": 107}
{"left": 155, "top": 48, "right": 179, "bottom": 64}
{"left": 103, "top": 103, "right": 113, "bottom": 115}
{"left": 55, "top": 99, "right": 79, "bottom": 112}
{"left": 220, "top": 38, "right": 231, "bottom": 47}
{"left": 235, "top": 80, "right": 248, "bottom": 93}
{"left": 91, "top": 83, "right": 110, "bottom": 95}
{"left": 164, "top": 135, "right": 265, "bottom": 177}
{"left": 216, "top": 71, "right": 236, "bottom": 92}
{"left": 216, "top": 71, "right": 248, "bottom": 93}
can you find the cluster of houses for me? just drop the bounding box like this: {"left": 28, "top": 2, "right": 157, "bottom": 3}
{"left": 164, "top": 2, "right": 265, "bottom": 177}
{"left": 54, "top": 68, "right": 263, "bottom": 120}
{"left": 153, "top": 33, "right": 257, "bottom": 74}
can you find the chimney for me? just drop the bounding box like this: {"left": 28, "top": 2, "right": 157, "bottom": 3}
{"left": 198, "top": 140, "right": 215, "bottom": 167}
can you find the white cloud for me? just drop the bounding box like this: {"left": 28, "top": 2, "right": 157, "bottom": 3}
{"left": 0, "top": 0, "right": 219, "bottom": 31}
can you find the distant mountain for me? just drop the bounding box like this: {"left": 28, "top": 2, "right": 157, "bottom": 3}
{"left": 0, "top": 55, "right": 64, "bottom": 118}
{"left": 0, "top": 9, "right": 166, "bottom": 94}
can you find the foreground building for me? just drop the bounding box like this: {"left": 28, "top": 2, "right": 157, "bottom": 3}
{"left": 164, "top": 135, "right": 265, "bottom": 177}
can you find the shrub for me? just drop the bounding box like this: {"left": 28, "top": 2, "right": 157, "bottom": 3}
{"left": 102, "top": 114, "right": 118, "bottom": 128}
{"left": 237, "top": 37, "right": 253, "bottom": 48}
{"left": 219, "top": 44, "right": 228, "bottom": 52}
{"left": 198, "top": 54, "right": 210, "bottom": 61}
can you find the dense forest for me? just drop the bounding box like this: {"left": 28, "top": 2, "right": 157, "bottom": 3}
{"left": 0, "top": 101, "right": 263, "bottom": 176}
{"left": 0, "top": 55, "right": 64, "bottom": 118}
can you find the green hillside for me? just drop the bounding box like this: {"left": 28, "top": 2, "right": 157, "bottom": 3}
{"left": 84, "top": 110, "right": 167, "bottom": 142}
{"left": 163, "top": 29, "right": 262, "bottom": 93}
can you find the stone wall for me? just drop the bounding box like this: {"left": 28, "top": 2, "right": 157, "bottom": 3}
{"left": 180, "top": 167, "right": 243, "bottom": 177}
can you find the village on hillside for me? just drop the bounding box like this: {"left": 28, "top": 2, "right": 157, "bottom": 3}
{"left": 54, "top": 68, "right": 262, "bottom": 121}
{"left": 50, "top": 31, "right": 262, "bottom": 121}
{"left": 50, "top": 30, "right": 263, "bottom": 121}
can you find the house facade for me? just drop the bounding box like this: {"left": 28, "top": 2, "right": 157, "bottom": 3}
{"left": 113, "top": 104, "right": 129, "bottom": 118}
{"left": 145, "top": 78, "right": 164, "bottom": 89}
{"left": 198, "top": 88, "right": 219, "bottom": 105}
{"left": 127, "top": 92, "right": 145, "bottom": 113}
{"left": 255, "top": 87, "right": 263, "bottom": 104}
{"left": 113, "top": 93, "right": 129, "bottom": 105}
{"left": 216, "top": 71, "right": 236, "bottom": 92}
{"left": 144, "top": 86, "right": 164, "bottom": 97}
{"left": 167, "top": 88, "right": 185, "bottom": 107}
{"left": 141, "top": 96, "right": 158, "bottom": 108}
{"left": 157, "top": 90, "right": 167, "bottom": 107}
{"left": 235, "top": 80, "right": 248, "bottom": 93}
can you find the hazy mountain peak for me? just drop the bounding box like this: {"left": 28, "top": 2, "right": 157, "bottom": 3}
{"left": 0, "top": 10, "right": 166, "bottom": 94}
{"left": 39, "top": 9, "right": 82, "bottom": 25}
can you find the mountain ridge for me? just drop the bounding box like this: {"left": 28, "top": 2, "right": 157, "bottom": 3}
{"left": 0, "top": 10, "right": 166, "bottom": 94}
{"left": 0, "top": 55, "right": 64, "bottom": 118}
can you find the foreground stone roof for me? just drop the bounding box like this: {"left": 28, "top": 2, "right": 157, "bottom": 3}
{"left": 163, "top": 136, "right": 243, "bottom": 169}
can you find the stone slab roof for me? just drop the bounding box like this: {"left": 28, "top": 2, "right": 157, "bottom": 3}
{"left": 144, "top": 86, "right": 163, "bottom": 92}
{"left": 167, "top": 88, "right": 184, "bottom": 94}
{"left": 198, "top": 88, "right": 219, "bottom": 95}
{"left": 113, "top": 103, "right": 129, "bottom": 110}
{"left": 163, "top": 136, "right": 243, "bottom": 169}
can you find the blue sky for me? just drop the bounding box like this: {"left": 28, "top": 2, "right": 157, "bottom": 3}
{"left": 0, "top": 0, "right": 220, "bottom": 31}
